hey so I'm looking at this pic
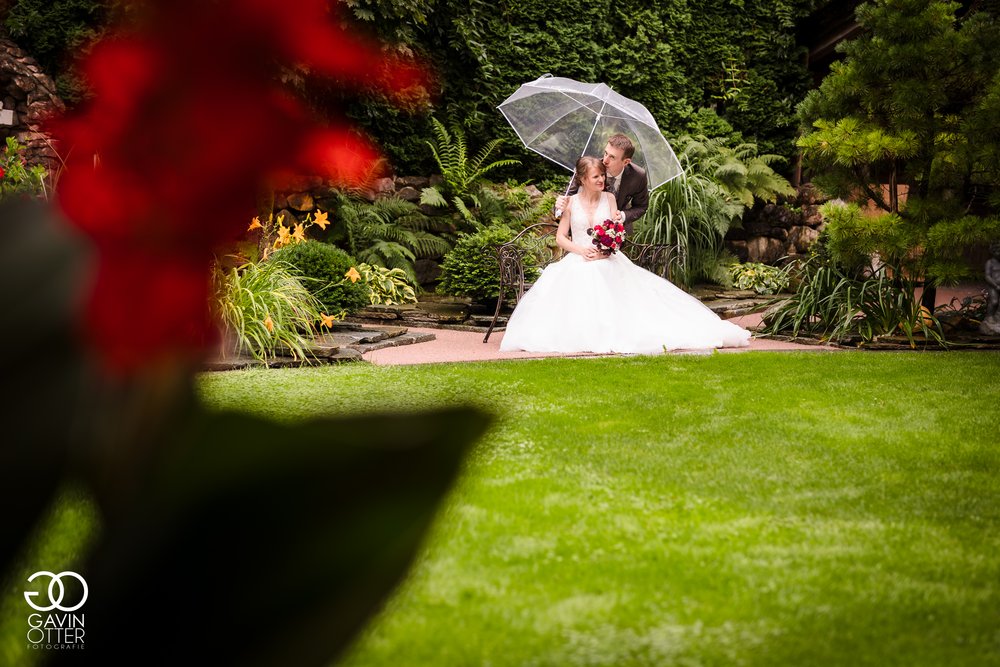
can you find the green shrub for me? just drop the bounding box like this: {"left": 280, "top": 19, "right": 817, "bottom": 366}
{"left": 437, "top": 225, "right": 540, "bottom": 301}
{"left": 0, "top": 137, "right": 48, "bottom": 200}
{"left": 270, "top": 241, "right": 369, "bottom": 316}
{"left": 213, "top": 260, "right": 323, "bottom": 361}
{"left": 729, "top": 262, "right": 790, "bottom": 295}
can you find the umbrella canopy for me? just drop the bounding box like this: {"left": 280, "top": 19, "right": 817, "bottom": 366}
{"left": 498, "top": 74, "right": 683, "bottom": 190}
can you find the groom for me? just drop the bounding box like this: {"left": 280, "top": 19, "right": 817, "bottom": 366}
{"left": 557, "top": 133, "right": 649, "bottom": 234}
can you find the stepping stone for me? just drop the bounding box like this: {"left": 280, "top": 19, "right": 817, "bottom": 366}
{"left": 202, "top": 358, "right": 263, "bottom": 371}
{"left": 327, "top": 348, "right": 364, "bottom": 363}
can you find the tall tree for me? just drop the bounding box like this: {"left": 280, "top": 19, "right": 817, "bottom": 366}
{"left": 798, "top": 0, "right": 1000, "bottom": 307}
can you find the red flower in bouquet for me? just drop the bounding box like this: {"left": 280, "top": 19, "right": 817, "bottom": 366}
{"left": 586, "top": 219, "right": 626, "bottom": 255}
{"left": 47, "top": 0, "right": 430, "bottom": 374}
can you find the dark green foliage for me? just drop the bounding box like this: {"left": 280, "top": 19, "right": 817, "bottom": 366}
{"left": 337, "top": 0, "right": 817, "bottom": 177}
{"left": 437, "top": 224, "right": 540, "bottom": 300}
{"left": 796, "top": 0, "right": 1000, "bottom": 317}
{"left": 3, "top": 0, "right": 111, "bottom": 103}
{"left": 270, "top": 241, "right": 370, "bottom": 316}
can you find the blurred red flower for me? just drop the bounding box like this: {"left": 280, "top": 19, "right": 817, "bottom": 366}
{"left": 49, "top": 0, "right": 428, "bottom": 373}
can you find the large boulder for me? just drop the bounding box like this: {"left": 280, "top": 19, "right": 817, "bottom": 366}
{"left": 745, "top": 236, "right": 786, "bottom": 264}
{"left": 787, "top": 225, "right": 821, "bottom": 254}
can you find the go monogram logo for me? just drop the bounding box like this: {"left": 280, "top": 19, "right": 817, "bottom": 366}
{"left": 23, "top": 571, "right": 89, "bottom": 612}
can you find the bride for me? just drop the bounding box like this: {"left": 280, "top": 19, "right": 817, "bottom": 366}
{"left": 499, "top": 156, "right": 751, "bottom": 353}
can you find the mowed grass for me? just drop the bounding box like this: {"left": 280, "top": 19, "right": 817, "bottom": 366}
{"left": 196, "top": 351, "right": 1000, "bottom": 667}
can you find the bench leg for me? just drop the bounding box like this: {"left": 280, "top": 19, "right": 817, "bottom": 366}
{"left": 483, "top": 291, "right": 504, "bottom": 343}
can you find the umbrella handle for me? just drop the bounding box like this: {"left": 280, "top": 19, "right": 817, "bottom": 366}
{"left": 554, "top": 170, "right": 576, "bottom": 219}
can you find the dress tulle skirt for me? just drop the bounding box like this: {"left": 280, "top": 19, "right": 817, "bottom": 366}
{"left": 499, "top": 252, "right": 751, "bottom": 353}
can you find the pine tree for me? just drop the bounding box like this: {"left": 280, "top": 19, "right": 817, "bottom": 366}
{"left": 798, "top": 0, "right": 1000, "bottom": 307}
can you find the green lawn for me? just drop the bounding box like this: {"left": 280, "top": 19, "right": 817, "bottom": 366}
{"left": 3, "top": 352, "right": 998, "bottom": 666}
{"left": 197, "top": 352, "right": 1000, "bottom": 667}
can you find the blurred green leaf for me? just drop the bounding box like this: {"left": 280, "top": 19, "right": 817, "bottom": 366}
{"left": 54, "top": 405, "right": 489, "bottom": 666}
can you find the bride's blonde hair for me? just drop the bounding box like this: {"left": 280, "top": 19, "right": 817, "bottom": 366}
{"left": 574, "top": 156, "right": 606, "bottom": 188}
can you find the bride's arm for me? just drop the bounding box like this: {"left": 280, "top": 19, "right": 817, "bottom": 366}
{"left": 556, "top": 202, "right": 593, "bottom": 257}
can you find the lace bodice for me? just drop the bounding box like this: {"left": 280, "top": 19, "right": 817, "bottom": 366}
{"left": 569, "top": 193, "right": 613, "bottom": 243}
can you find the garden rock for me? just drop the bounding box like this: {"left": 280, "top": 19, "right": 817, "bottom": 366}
{"left": 746, "top": 236, "right": 786, "bottom": 264}
{"left": 980, "top": 314, "right": 1000, "bottom": 336}
{"left": 414, "top": 258, "right": 442, "bottom": 285}
{"left": 275, "top": 207, "right": 299, "bottom": 225}
{"left": 286, "top": 192, "right": 314, "bottom": 211}
{"left": 788, "top": 225, "right": 820, "bottom": 253}
{"left": 395, "top": 176, "right": 429, "bottom": 189}
{"left": 802, "top": 205, "right": 825, "bottom": 228}
{"left": 396, "top": 186, "right": 421, "bottom": 202}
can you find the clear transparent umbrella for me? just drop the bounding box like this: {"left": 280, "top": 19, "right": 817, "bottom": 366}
{"left": 498, "top": 74, "right": 683, "bottom": 191}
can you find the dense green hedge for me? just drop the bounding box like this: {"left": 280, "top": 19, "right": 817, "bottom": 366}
{"left": 6, "top": 0, "right": 821, "bottom": 179}
{"left": 342, "top": 0, "right": 820, "bottom": 177}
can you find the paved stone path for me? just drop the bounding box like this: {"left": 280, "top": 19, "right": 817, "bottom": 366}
{"left": 361, "top": 321, "right": 840, "bottom": 366}
{"left": 204, "top": 284, "right": 988, "bottom": 369}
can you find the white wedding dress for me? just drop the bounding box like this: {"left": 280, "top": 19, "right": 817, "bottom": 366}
{"left": 499, "top": 193, "right": 751, "bottom": 353}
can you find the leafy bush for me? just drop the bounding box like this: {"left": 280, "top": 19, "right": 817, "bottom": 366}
{"left": 437, "top": 225, "right": 540, "bottom": 301}
{"left": 213, "top": 259, "right": 323, "bottom": 361}
{"left": 729, "top": 262, "right": 790, "bottom": 295}
{"left": 0, "top": 137, "right": 49, "bottom": 200}
{"left": 477, "top": 183, "right": 557, "bottom": 229}
{"left": 358, "top": 263, "right": 418, "bottom": 305}
{"left": 270, "top": 241, "right": 369, "bottom": 316}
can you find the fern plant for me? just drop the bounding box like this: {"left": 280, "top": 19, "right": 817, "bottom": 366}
{"left": 420, "top": 117, "right": 519, "bottom": 221}
{"left": 331, "top": 193, "right": 453, "bottom": 285}
{"left": 682, "top": 135, "right": 795, "bottom": 208}
{"left": 633, "top": 134, "right": 794, "bottom": 286}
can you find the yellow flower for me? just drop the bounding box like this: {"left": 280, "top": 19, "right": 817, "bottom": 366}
{"left": 320, "top": 313, "right": 337, "bottom": 328}
{"left": 312, "top": 210, "right": 330, "bottom": 230}
{"left": 247, "top": 216, "right": 263, "bottom": 231}
{"left": 345, "top": 266, "right": 361, "bottom": 283}
{"left": 292, "top": 223, "right": 306, "bottom": 243}
{"left": 275, "top": 224, "right": 291, "bottom": 248}
{"left": 263, "top": 315, "right": 274, "bottom": 332}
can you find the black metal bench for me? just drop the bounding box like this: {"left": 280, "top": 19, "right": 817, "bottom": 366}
{"left": 482, "top": 221, "right": 680, "bottom": 342}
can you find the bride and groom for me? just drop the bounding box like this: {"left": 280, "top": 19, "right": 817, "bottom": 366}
{"left": 499, "top": 135, "right": 751, "bottom": 354}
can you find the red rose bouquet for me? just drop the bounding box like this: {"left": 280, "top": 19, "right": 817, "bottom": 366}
{"left": 587, "top": 219, "right": 626, "bottom": 255}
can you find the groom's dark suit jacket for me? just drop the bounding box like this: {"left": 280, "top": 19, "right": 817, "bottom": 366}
{"left": 567, "top": 162, "right": 649, "bottom": 234}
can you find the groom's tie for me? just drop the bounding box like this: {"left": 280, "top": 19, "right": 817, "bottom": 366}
{"left": 606, "top": 175, "right": 617, "bottom": 193}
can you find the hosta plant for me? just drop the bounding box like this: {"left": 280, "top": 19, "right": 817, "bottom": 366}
{"left": 359, "top": 262, "right": 418, "bottom": 305}
{"left": 729, "top": 261, "right": 791, "bottom": 295}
